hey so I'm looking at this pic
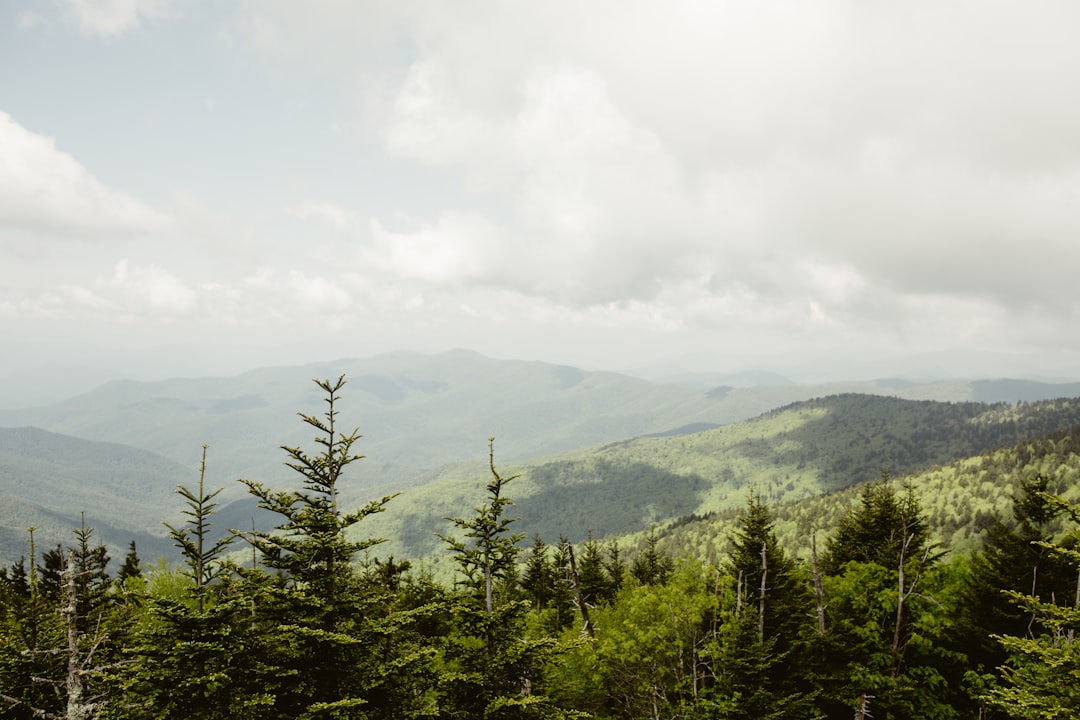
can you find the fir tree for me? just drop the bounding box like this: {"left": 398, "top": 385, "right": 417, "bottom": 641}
{"left": 438, "top": 438, "right": 582, "bottom": 719}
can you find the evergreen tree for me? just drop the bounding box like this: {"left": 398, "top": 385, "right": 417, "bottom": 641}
{"left": 956, "top": 473, "right": 1076, "bottom": 717}
{"left": 116, "top": 542, "right": 142, "bottom": 585}
{"left": 984, "top": 492, "right": 1080, "bottom": 719}
{"left": 522, "top": 535, "right": 553, "bottom": 612}
{"left": 630, "top": 527, "right": 674, "bottom": 586}
{"left": 438, "top": 438, "right": 582, "bottom": 719}
{"left": 0, "top": 531, "right": 65, "bottom": 719}
{"left": 104, "top": 447, "right": 268, "bottom": 720}
{"left": 163, "top": 445, "right": 233, "bottom": 612}
{"left": 814, "top": 479, "right": 953, "bottom": 719}
{"left": 720, "top": 492, "right": 816, "bottom": 718}
{"left": 822, "top": 474, "right": 932, "bottom": 574}
{"left": 237, "top": 375, "right": 429, "bottom": 718}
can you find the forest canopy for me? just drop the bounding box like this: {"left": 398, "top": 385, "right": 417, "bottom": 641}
{"left": 2, "top": 376, "right": 1079, "bottom": 719}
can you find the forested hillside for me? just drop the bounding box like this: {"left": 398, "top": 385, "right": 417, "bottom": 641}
{"left": 360, "top": 394, "right": 1080, "bottom": 560}
{"left": 661, "top": 422, "right": 1080, "bottom": 565}
{"left": 0, "top": 428, "right": 190, "bottom": 564}
{"left": 5, "top": 351, "right": 1080, "bottom": 503}
{"left": 2, "top": 376, "right": 1080, "bottom": 718}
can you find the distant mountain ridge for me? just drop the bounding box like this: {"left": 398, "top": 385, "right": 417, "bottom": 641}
{"left": 0, "top": 427, "right": 192, "bottom": 564}
{"left": 4, "top": 351, "right": 1080, "bottom": 566}
{"left": 356, "top": 393, "right": 1080, "bottom": 562}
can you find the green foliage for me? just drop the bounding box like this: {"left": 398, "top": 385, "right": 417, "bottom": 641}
{"left": 822, "top": 475, "right": 934, "bottom": 574}
{"left": 983, "top": 493, "right": 1080, "bottom": 719}
{"left": 629, "top": 527, "right": 674, "bottom": 586}
{"left": 241, "top": 376, "right": 396, "bottom": 601}
{"left": 162, "top": 445, "right": 234, "bottom": 612}
{"left": 438, "top": 439, "right": 580, "bottom": 719}
{"left": 10, "top": 373, "right": 1080, "bottom": 717}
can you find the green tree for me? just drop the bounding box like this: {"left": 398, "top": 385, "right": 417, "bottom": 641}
{"left": 438, "top": 439, "right": 582, "bottom": 719}
{"left": 237, "top": 375, "right": 433, "bottom": 718}
{"left": 822, "top": 474, "right": 931, "bottom": 574}
{"left": 721, "top": 492, "right": 816, "bottom": 718}
{"left": 813, "top": 479, "right": 954, "bottom": 720}
{"left": 984, "top": 493, "right": 1080, "bottom": 719}
{"left": 103, "top": 447, "right": 269, "bottom": 720}
{"left": 162, "top": 445, "right": 234, "bottom": 612}
{"left": 955, "top": 473, "right": 1077, "bottom": 717}
{"left": 630, "top": 527, "right": 674, "bottom": 586}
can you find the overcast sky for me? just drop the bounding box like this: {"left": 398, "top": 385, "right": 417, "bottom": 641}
{"left": 3, "top": 1, "right": 1080, "bottom": 403}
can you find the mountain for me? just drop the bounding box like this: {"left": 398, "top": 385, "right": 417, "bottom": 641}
{"left": 6, "top": 351, "right": 1080, "bottom": 568}
{"left": 0, "top": 350, "right": 944, "bottom": 503}
{"left": 7, "top": 352, "right": 1080, "bottom": 505}
{"left": 658, "top": 421, "right": 1080, "bottom": 569}
{"left": 358, "top": 394, "right": 1080, "bottom": 562}
{"left": 0, "top": 427, "right": 194, "bottom": 565}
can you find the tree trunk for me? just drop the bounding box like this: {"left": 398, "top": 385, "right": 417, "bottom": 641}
{"left": 565, "top": 543, "right": 595, "bottom": 638}
{"left": 62, "top": 550, "right": 92, "bottom": 720}
{"left": 811, "top": 532, "right": 826, "bottom": 635}
{"left": 759, "top": 542, "right": 768, "bottom": 642}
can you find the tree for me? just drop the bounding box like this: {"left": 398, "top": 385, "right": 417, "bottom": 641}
{"left": 438, "top": 438, "right": 582, "bottom": 719}
{"left": 814, "top": 479, "right": 954, "bottom": 719}
{"left": 822, "top": 474, "right": 931, "bottom": 575}
{"left": 630, "top": 527, "right": 674, "bottom": 586}
{"left": 984, "top": 492, "right": 1080, "bottom": 719}
{"left": 162, "top": 445, "right": 233, "bottom": 612}
{"left": 236, "top": 375, "right": 432, "bottom": 718}
{"left": 104, "top": 447, "right": 269, "bottom": 720}
{"left": 959, "top": 474, "right": 1076, "bottom": 690}
{"left": 720, "top": 492, "right": 816, "bottom": 718}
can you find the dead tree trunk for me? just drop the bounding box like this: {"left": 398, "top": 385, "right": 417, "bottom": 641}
{"left": 61, "top": 550, "right": 93, "bottom": 720}
{"left": 565, "top": 543, "right": 595, "bottom": 638}
{"left": 811, "top": 532, "right": 826, "bottom": 635}
{"left": 758, "top": 542, "right": 768, "bottom": 642}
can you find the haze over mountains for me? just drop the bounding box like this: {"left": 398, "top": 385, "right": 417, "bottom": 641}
{"left": 3, "top": 349, "right": 1080, "bottom": 567}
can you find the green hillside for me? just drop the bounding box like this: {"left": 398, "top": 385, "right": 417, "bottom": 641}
{"left": 659, "top": 421, "right": 1080, "bottom": 569}
{"left": 0, "top": 427, "right": 198, "bottom": 565}
{"left": 361, "top": 394, "right": 1080, "bottom": 561}
{"left": 7, "top": 352, "right": 1080, "bottom": 509}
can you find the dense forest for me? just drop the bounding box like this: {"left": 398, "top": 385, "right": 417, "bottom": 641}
{"left": 2, "top": 377, "right": 1079, "bottom": 719}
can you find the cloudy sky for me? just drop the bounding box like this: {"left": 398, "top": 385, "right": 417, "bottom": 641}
{"left": 3, "top": 1, "right": 1080, "bottom": 403}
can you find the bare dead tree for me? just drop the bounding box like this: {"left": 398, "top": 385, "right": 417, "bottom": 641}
{"left": 564, "top": 542, "right": 595, "bottom": 639}
{"left": 811, "top": 532, "right": 826, "bottom": 635}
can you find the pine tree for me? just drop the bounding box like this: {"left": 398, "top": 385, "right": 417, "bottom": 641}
{"left": 438, "top": 438, "right": 582, "bottom": 719}
{"left": 630, "top": 527, "right": 674, "bottom": 586}
{"left": 983, "top": 492, "right": 1080, "bottom": 719}
{"left": 822, "top": 474, "right": 932, "bottom": 574}
{"left": 721, "top": 492, "right": 816, "bottom": 718}
{"left": 814, "top": 478, "right": 953, "bottom": 719}
{"left": 104, "top": 447, "right": 268, "bottom": 720}
{"left": 162, "top": 445, "right": 234, "bottom": 612}
{"left": 236, "top": 375, "right": 430, "bottom": 719}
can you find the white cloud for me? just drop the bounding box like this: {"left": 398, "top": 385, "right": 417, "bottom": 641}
{"left": 63, "top": 0, "right": 178, "bottom": 36}
{"left": 0, "top": 112, "right": 170, "bottom": 237}
{"left": 6, "top": 2, "right": 1080, "bottom": 381}
{"left": 284, "top": 201, "right": 361, "bottom": 231}
{"left": 100, "top": 260, "right": 198, "bottom": 315}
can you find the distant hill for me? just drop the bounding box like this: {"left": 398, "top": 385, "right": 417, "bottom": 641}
{"left": 360, "top": 394, "right": 1080, "bottom": 561}
{"left": 658, "top": 422, "right": 1080, "bottom": 569}
{"left": 7, "top": 352, "right": 1080, "bottom": 509}
{"left": 0, "top": 427, "right": 194, "bottom": 565}
{"left": 0, "top": 350, "right": 954, "bottom": 502}
{"left": 5, "top": 351, "right": 1080, "bottom": 569}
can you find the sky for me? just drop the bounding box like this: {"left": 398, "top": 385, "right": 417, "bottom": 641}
{"left": 3, "top": 1, "right": 1080, "bottom": 405}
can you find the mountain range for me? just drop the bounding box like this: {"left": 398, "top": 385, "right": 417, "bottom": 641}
{"left": 3, "top": 349, "right": 1080, "bottom": 567}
